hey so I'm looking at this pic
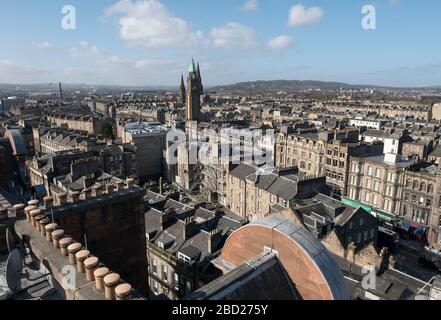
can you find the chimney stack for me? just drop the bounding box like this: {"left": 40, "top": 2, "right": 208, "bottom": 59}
{"left": 125, "top": 178, "right": 135, "bottom": 189}
{"left": 57, "top": 193, "right": 68, "bottom": 206}
{"left": 207, "top": 228, "right": 221, "bottom": 254}
{"left": 106, "top": 184, "right": 114, "bottom": 194}
{"left": 70, "top": 191, "right": 80, "bottom": 203}
{"left": 93, "top": 184, "right": 103, "bottom": 197}
{"left": 82, "top": 188, "right": 92, "bottom": 200}
{"left": 115, "top": 181, "right": 124, "bottom": 192}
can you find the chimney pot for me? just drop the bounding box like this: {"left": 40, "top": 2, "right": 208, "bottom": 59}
{"left": 28, "top": 199, "right": 39, "bottom": 207}
{"left": 34, "top": 214, "right": 46, "bottom": 232}
{"left": 93, "top": 184, "right": 103, "bottom": 197}
{"left": 70, "top": 191, "right": 80, "bottom": 203}
{"left": 29, "top": 209, "right": 41, "bottom": 227}
{"left": 82, "top": 188, "right": 92, "bottom": 200}
{"left": 39, "top": 218, "right": 51, "bottom": 236}
{"left": 75, "top": 250, "right": 90, "bottom": 273}
{"left": 67, "top": 242, "right": 82, "bottom": 265}
{"left": 106, "top": 184, "right": 114, "bottom": 194}
{"left": 84, "top": 257, "right": 99, "bottom": 281}
{"left": 24, "top": 205, "right": 37, "bottom": 222}
{"left": 13, "top": 203, "right": 25, "bottom": 219}
{"left": 104, "top": 273, "right": 120, "bottom": 300}
{"left": 45, "top": 223, "right": 59, "bottom": 241}
{"left": 115, "top": 283, "right": 132, "bottom": 300}
{"left": 43, "top": 196, "right": 54, "bottom": 210}
{"left": 115, "top": 181, "right": 124, "bottom": 192}
{"left": 94, "top": 267, "right": 110, "bottom": 291}
{"left": 59, "top": 237, "right": 73, "bottom": 256}
{"left": 57, "top": 193, "right": 68, "bottom": 206}
{"left": 51, "top": 229, "right": 65, "bottom": 248}
{"left": 125, "top": 178, "right": 134, "bottom": 189}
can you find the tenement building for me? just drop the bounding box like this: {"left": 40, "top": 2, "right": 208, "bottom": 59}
{"left": 225, "top": 163, "right": 330, "bottom": 221}
{"left": 346, "top": 153, "right": 414, "bottom": 226}
{"left": 144, "top": 190, "right": 243, "bottom": 299}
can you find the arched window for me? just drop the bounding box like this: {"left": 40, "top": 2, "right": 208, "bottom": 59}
{"left": 420, "top": 182, "right": 426, "bottom": 192}
{"left": 428, "top": 184, "right": 434, "bottom": 193}
{"left": 413, "top": 181, "right": 419, "bottom": 190}
{"left": 406, "top": 179, "right": 412, "bottom": 188}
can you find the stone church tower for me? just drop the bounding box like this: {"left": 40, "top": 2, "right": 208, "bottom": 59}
{"left": 185, "top": 59, "right": 203, "bottom": 122}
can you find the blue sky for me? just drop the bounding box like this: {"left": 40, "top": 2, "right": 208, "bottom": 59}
{"left": 0, "top": 0, "right": 440, "bottom": 87}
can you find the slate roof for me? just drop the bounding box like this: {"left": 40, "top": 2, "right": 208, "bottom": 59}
{"left": 185, "top": 252, "right": 298, "bottom": 300}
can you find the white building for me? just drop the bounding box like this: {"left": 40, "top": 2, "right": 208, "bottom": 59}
{"left": 363, "top": 130, "right": 402, "bottom": 155}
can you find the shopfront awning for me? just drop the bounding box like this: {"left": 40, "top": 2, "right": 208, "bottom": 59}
{"left": 341, "top": 197, "right": 397, "bottom": 223}
{"left": 341, "top": 197, "right": 372, "bottom": 213}
{"left": 373, "top": 210, "right": 397, "bottom": 223}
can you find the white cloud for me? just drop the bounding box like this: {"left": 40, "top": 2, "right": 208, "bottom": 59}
{"left": 241, "top": 0, "right": 258, "bottom": 12}
{"left": 0, "top": 59, "right": 47, "bottom": 83}
{"left": 69, "top": 42, "right": 101, "bottom": 59}
{"left": 37, "top": 41, "right": 53, "bottom": 49}
{"left": 288, "top": 4, "right": 324, "bottom": 27}
{"left": 210, "top": 22, "right": 257, "bottom": 49}
{"left": 267, "top": 35, "right": 295, "bottom": 52}
{"left": 103, "top": 0, "right": 204, "bottom": 49}
{"left": 66, "top": 42, "right": 180, "bottom": 84}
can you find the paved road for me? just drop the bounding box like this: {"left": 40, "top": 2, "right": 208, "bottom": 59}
{"left": 392, "top": 246, "right": 437, "bottom": 283}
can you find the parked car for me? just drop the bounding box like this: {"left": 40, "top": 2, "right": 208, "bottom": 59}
{"left": 418, "top": 250, "right": 441, "bottom": 273}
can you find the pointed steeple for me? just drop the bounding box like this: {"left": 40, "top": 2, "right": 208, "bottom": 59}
{"left": 189, "top": 58, "right": 196, "bottom": 73}
{"left": 196, "top": 62, "right": 201, "bottom": 79}
{"left": 197, "top": 62, "right": 203, "bottom": 94}
{"left": 180, "top": 74, "right": 185, "bottom": 88}
{"left": 179, "top": 74, "right": 186, "bottom": 104}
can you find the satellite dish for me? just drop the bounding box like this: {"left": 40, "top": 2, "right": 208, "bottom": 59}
{"left": 5, "top": 249, "right": 22, "bottom": 292}
{"left": 6, "top": 227, "right": 15, "bottom": 253}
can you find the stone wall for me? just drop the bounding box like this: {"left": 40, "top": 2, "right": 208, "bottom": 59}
{"left": 49, "top": 187, "right": 148, "bottom": 294}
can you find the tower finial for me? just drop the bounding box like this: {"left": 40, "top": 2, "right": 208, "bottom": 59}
{"left": 189, "top": 58, "right": 196, "bottom": 73}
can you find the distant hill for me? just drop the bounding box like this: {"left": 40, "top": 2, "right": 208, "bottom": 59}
{"left": 208, "top": 80, "right": 389, "bottom": 93}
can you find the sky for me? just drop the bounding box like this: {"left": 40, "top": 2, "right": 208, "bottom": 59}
{"left": 0, "top": 0, "right": 440, "bottom": 87}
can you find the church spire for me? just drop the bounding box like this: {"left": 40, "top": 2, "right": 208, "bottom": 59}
{"left": 196, "top": 62, "right": 203, "bottom": 94}
{"left": 185, "top": 59, "right": 203, "bottom": 122}
{"left": 189, "top": 58, "right": 196, "bottom": 73}
{"left": 179, "top": 74, "right": 186, "bottom": 104}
